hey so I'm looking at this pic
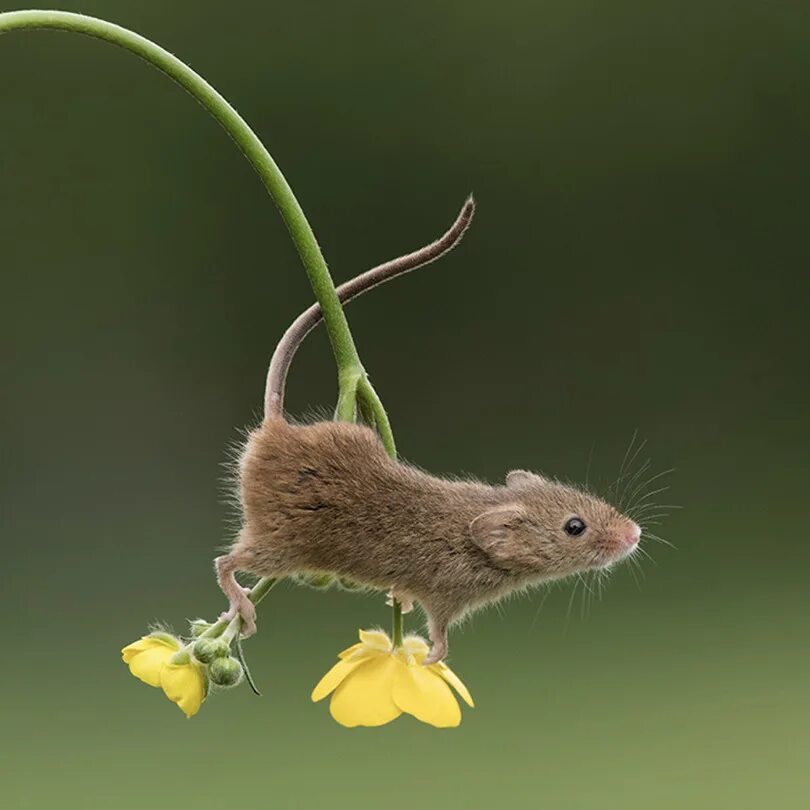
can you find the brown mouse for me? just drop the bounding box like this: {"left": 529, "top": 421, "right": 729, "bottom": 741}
{"left": 216, "top": 199, "right": 641, "bottom": 665}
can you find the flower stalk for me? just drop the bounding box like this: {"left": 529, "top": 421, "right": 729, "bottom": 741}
{"left": 0, "top": 9, "right": 392, "bottom": 430}
{"left": 2, "top": 9, "right": 417, "bottom": 711}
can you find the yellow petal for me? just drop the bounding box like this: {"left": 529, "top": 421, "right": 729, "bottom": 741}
{"left": 358, "top": 629, "right": 392, "bottom": 652}
{"left": 121, "top": 638, "right": 153, "bottom": 664}
{"left": 392, "top": 660, "right": 461, "bottom": 728}
{"left": 311, "top": 654, "right": 374, "bottom": 702}
{"left": 329, "top": 655, "right": 402, "bottom": 727}
{"left": 121, "top": 635, "right": 178, "bottom": 664}
{"left": 160, "top": 662, "right": 207, "bottom": 718}
{"left": 338, "top": 642, "right": 363, "bottom": 659}
{"left": 431, "top": 662, "right": 475, "bottom": 708}
{"left": 126, "top": 644, "right": 176, "bottom": 688}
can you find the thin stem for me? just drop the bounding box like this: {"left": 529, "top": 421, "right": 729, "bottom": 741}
{"left": 391, "top": 600, "right": 404, "bottom": 648}
{"left": 0, "top": 9, "right": 405, "bottom": 642}
{"left": 358, "top": 376, "right": 396, "bottom": 458}
{"left": 334, "top": 369, "right": 362, "bottom": 422}
{"left": 0, "top": 9, "right": 362, "bottom": 388}
{"left": 357, "top": 378, "right": 402, "bottom": 641}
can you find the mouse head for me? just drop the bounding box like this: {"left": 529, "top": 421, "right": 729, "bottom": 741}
{"left": 469, "top": 470, "right": 640, "bottom": 578}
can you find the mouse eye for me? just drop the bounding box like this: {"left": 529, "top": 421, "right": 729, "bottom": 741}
{"left": 563, "top": 517, "right": 586, "bottom": 537}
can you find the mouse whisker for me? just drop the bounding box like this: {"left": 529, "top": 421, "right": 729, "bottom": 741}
{"left": 641, "top": 530, "right": 676, "bottom": 550}
{"left": 584, "top": 443, "right": 596, "bottom": 493}
{"left": 628, "top": 474, "right": 674, "bottom": 508}
{"left": 529, "top": 584, "right": 553, "bottom": 633}
{"left": 633, "top": 504, "right": 682, "bottom": 522}
{"left": 633, "top": 504, "right": 665, "bottom": 516}
{"left": 616, "top": 456, "right": 653, "bottom": 510}
{"left": 592, "top": 571, "right": 606, "bottom": 605}
{"left": 564, "top": 575, "right": 584, "bottom": 632}
{"left": 624, "top": 468, "right": 674, "bottom": 514}
{"left": 628, "top": 488, "right": 672, "bottom": 521}
{"left": 634, "top": 544, "right": 657, "bottom": 565}
{"left": 579, "top": 573, "right": 597, "bottom": 619}
{"left": 612, "top": 445, "right": 650, "bottom": 504}
{"left": 615, "top": 430, "right": 639, "bottom": 485}
{"left": 625, "top": 553, "right": 646, "bottom": 586}
{"left": 633, "top": 507, "right": 672, "bottom": 520}
{"left": 609, "top": 432, "right": 647, "bottom": 500}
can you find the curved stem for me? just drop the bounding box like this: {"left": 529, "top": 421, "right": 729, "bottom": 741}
{"left": 358, "top": 376, "right": 396, "bottom": 458}
{"left": 0, "top": 8, "right": 404, "bottom": 642}
{"left": 0, "top": 9, "right": 362, "bottom": 390}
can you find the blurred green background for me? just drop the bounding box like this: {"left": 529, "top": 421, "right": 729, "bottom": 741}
{"left": 1, "top": 1, "right": 808, "bottom": 807}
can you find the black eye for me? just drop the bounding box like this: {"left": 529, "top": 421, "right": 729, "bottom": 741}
{"left": 564, "top": 517, "right": 586, "bottom": 537}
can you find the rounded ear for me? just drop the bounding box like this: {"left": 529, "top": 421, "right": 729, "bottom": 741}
{"left": 506, "top": 469, "right": 549, "bottom": 488}
{"left": 469, "top": 505, "right": 530, "bottom": 568}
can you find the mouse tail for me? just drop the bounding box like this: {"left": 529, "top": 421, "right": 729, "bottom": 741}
{"left": 263, "top": 195, "right": 475, "bottom": 420}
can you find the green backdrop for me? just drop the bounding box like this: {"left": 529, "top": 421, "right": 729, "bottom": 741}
{"left": 1, "top": 1, "right": 808, "bottom": 808}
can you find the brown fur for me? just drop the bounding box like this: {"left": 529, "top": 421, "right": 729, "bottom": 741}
{"left": 214, "top": 198, "right": 638, "bottom": 663}
{"left": 219, "top": 417, "right": 639, "bottom": 663}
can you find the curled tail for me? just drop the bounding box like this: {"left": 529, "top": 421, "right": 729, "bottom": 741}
{"left": 264, "top": 195, "right": 475, "bottom": 419}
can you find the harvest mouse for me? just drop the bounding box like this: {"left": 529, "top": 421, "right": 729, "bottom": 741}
{"left": 216, "top": 198, "right": 641, "bottom": 665}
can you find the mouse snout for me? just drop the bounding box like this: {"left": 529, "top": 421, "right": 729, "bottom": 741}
{"left": 596, "top": 519, "right": 641, "bottom": 565}
{"left": 623, "top": 522, "right": 641, "bottom": 548}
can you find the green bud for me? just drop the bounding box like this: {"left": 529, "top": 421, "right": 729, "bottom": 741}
{"left": 189, "top": 619, "right": 214, "bottom": 638}
{"left": 193, "top": 637, "right": 231, "bottom": 664}
{"left": 295, "top": 572, "right": 335, "bottom": 590}
{"left": 209, "top": 656, "right": 244, "bottom": 687}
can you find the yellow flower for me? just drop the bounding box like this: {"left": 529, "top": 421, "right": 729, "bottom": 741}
{"left": 312, "top": 629, "right": 474, "bottom": 728}
{"left": 121, "top": 633, "right": 208, "bottom": 718}
{"left": 159, "top": 658, "right": 207, "bottom": 718}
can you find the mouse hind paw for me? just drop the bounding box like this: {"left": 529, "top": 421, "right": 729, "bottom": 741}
{"left": 215, "top": 553, "right": 258, "bottom": 638}
{"left": 422, "top": 641, "right": 447, "bottom": 666}
{"left": 423, "top": 614, "right": 450, "bottom": 666}
{"left": 219, "top": 598, "right": 257, "bottom": 638}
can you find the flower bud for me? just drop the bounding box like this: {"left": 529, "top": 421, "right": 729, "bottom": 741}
{"left": 189, "top": 619, "right": 214, "bottom": 638}
{"left": 209, "top": 656, "right": 244, "bottom": 687}
{"left": 192, "top": 637, "right": 231, "bottom": 664}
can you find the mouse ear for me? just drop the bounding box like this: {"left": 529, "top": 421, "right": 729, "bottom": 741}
{"left": 469, "top": 505, "right": 531, "bottom": 569}
{"left": 506, "top": 470, "right": 548, "bottom": 488}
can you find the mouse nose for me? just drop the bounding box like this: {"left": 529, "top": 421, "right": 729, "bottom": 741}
{"left": 624, "top": 523, "right": 641, "bottom": 547}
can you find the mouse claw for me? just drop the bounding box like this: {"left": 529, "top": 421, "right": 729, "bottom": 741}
{"left": 422, "top": 648, "right": 445, "bottom": 666}
{"left": 424, "top": 619, "right": 448, "bottom": 665}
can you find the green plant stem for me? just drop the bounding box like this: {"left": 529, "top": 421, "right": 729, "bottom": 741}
{"left": 0, "top": 8, "right": 404, "bottom": 642}
{"left": 357, "top": 375, "right": 396, "bottom": 458}
{"left": 0, "top": 9, "right": 367, "bottom": 407}
{"left": 391, "top": 599, "right": 404, "bottom": 648}
{"left": 356, "top": 379, "right": 402, "bottom": 642}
